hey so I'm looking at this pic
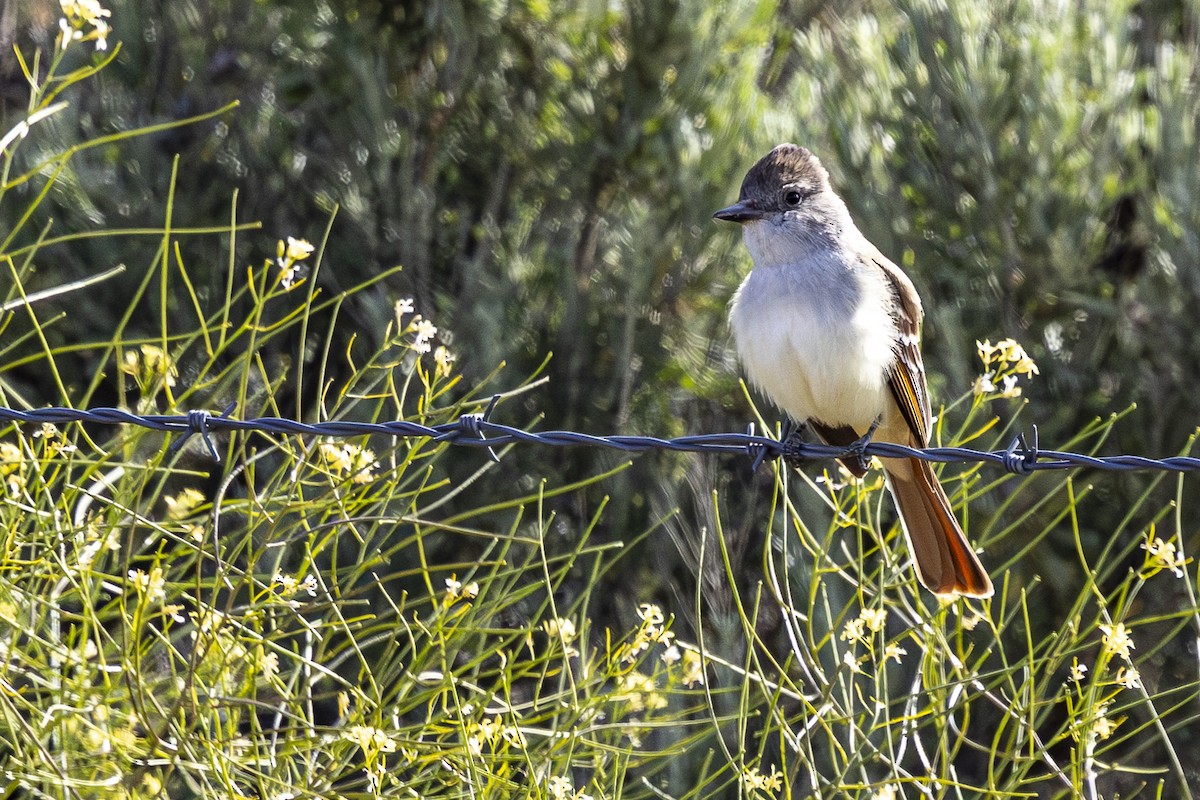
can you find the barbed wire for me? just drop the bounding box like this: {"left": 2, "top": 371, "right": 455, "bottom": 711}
{"left": 1, "top": 401, "right": 1198, "bottom": 476}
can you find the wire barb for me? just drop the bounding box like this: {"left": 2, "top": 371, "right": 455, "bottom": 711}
{"left": 169, "top": 402, "right": 236, "bottom": 462}
{"left": 454, "top": 395, "right": 502, "bottom": 462}
{"left": 1002, "top": 427, "right": 1039, "bottom": 475}
{"left": 745, "top": 423, "right": 771, "bottom": 472}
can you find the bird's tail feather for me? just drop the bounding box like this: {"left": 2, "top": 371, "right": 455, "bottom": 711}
{"left": 884, "top": 457, "right": 993, "bottom": 598}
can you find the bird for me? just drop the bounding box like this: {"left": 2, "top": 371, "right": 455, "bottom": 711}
{"left": 714, "top": 143, "right": 992, "bottom": 598}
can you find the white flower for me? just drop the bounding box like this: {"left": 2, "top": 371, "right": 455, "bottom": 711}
{"left": 1099, "top": 622, "right": 1135, "bottom": 659}
{"left": 58, "top": 0, "right": 112, "bottom": 51}
{"left": 1142, "top": 529, "right": 1188, "bottom": 578}
{"left": 413, "top": 317, "right": 438, "bottom": 346}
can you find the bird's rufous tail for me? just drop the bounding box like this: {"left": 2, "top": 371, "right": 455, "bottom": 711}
{"left": 884, "top": 456, "right": 992, "bottom": 597}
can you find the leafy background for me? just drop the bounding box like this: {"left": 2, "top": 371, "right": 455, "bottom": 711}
{"left": 2, "top": 0, "right": 1199, "bottom": 796}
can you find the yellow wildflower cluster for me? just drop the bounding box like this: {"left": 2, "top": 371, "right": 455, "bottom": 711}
{"left": 318, "top": 440, "right": 378, "bottom": 484}
{"left": 32, "top": 423, "right": 76, "bottom": 458}
{"left": 1140, "top": 525, "right": 1189, "bottom": 579}
{"left": 119, "top": 344, "right": 178, "bottom": 396}
{"left": 394, "top": 298, "right": 457, "bottom": 378}
{"left": 547, "top": 776, "right": 593, "bottom": 800}
{"left": 840, "top": 607, "right": 887, "bottom": 644}
{"left": 741, "top": 764, "right": 783, "bottom": 795}
{"left": 275, "top": 236, "right": 314, "bottom": 289}
{"left": 1099, "top": 622, "right": 1135, "bottom": 659}
{"left": 616, "top": 670, "right": 667, "bottom": 713}
{"left": 126, "top": 565, "right": 166, "bottom": 603}
{"left": 442, "top": 574, "right": 480, "bottom": 611}
{"left": 164, "top": 487, "right": 205, "bottom": 520}
{"left": 617, "top": 603, "right": 675, "bottom": 663}
{"left": 0, "top": 442, "right": 23, "bottom": 496}
{"left": 1068, "top": 619, "right": 1140, "bottom": 746}
{"left": 542, "top": 616, "right": 579, "bottom": 656}
{"left": 274, "top": 572, "right": 319, "bottom": 598}
{"left": 840, "top": 607, "right": 906, "bottom": 668}
{"left": 59, "top": 0, "right": 111, "bottom": 51}
{"left": 342, "top": 725, "right": 395, "bottom": 758}
{"left": 973, "top": 338, "right": 1039, "bottom": 398}
{"left": 463, "top": 714, "right": 525, "bottom": 757}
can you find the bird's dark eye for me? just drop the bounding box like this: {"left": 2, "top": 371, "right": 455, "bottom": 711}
{"left": 783, "top": 189, "right": 804, "bottom": 207}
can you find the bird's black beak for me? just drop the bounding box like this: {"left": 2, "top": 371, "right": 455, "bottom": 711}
{"left": 713, "top": 201, "right": 762, "bottom": 223}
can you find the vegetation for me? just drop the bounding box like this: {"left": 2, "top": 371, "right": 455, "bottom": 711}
{"left": 1, "top": 0, "right": 1198, "bottom": 796}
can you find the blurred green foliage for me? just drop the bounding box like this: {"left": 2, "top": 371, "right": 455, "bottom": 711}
{"left": 4, "top": 0, "right": 1200, "bottom": 794}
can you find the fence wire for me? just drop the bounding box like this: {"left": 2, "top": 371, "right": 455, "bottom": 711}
{"left": 1, "top": 402, "right": 1197, "bottom": 475}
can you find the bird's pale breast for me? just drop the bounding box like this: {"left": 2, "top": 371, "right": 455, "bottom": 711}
{"left": 729, "top": 240, "right": 898, "bottom": 432}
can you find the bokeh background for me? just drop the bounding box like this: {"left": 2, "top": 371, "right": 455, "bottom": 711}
{"left": 3, "top": 0, "right": 1200, "bottom": 791}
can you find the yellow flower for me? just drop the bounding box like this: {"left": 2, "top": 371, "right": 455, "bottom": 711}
{"left": 0, "top": 442, "right": 23, "bottom": 495}
{"left": 443, "top": 575, "right": 479, "bottom": 607}
{"left": 860, "top": 607, "right": 887, "bottom": 633}
{"left": 32, "top": 423, "right": 76, "bottom": 457}
{"left": 275, "top": 237, "right": 314, "bottom": 288}
{"left": 997, "top": 338, "right": 1040, "bottom": 376}
{"left": 618, "top": 671, "right": 666, "bottom": 711}
{"left": 59, "top": 0, "right": 111, "bottom": 51}
{"left": 164, "top": 488, "right": 205, "bottom": 520}
{"left": 975, "top": 339, "right": 999, "bottom": 363}
{"left": 883, "top": 642, "right": 906, "bottom": 664}
{"left": 279, "top": 236, "right": 315, "bottom": 263}
{"left": 542, "top": 616, "right": 577, "bottom": 643}
{"left": 840, "top": 617, "right": 867, "bottom": 644}
{"left": 343, "top": 725, "right": 395, "bottom": 756}
{"left": 1142, "top": 527, "right": 1188, "bottom": 578}
{"left": 741, "top": 764, "right": 783, "bottom": 794}
{"left": 434, "top": 345, "right": 457, "bottom": 378}
{"left": 637, "top": 603, "right": 665, "bottom": 626}
{"left": 1115, "top": 666, "right": 1140, "bottom": 690}
{"left": 119, "top": 344, "right": 177, "bottom": 390}
{"left": 547, "top": 777, "right": 573, "bottom": 800}
{"left": 127, "top": 566, "right": 166, "bottom": 603}
{"left": 680, "top": 649, "right": 705, "bottom": 687}
{"left": 318, "top": 441, "right": 377, "bottom": 484}
{"left": 1099, "top": 622, "right": 1135, "bottom": 659}
{"left": 975, "top": 338, "right": 1038, "bottom": 399}
{"left": 406, "top": 316, "right": 438, "bottom": 355}
{"left": 1069, "top": 659, "right": 1088, "bottom": 682}
{"left": 1091, "top": 702, "right": 1120, "bottom": 740}
{"left": 997, "top": 374, "right": 1022, "bottom": 398}
{"left": 972, "top": 372, "right": 997, "bottom": 396}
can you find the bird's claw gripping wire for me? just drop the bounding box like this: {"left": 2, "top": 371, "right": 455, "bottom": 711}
{"left": 845, "top": 416, "right": 882, "bottom": 474}
{"left": 778, "top": 419, "right": 809, "bottom": 464}
{"left": 1002, "top": 425, "right": 1039, "bottom": 475}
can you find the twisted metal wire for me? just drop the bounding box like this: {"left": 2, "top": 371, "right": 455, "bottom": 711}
{"left": 1, "top": 402, "right": 1197, "bottom": 475}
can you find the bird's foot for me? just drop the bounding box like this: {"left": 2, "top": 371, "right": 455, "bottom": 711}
{"left": 779, "top": 419, "right": 806, "bottom": 463}
{"left": 845, "top": 416, "right": 882, "bottom": 473}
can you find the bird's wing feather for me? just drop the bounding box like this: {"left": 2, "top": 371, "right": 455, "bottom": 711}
{"left": 864, "top": 249, "right": 933, "bottom": 446}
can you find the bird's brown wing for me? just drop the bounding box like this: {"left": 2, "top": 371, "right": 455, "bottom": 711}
{"left": 864, "top": 249, "right": 932, "bottom": 447}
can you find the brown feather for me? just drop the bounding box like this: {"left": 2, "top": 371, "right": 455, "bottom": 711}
{"left": 883, "top": 445, "right": 993, "bottom": 597}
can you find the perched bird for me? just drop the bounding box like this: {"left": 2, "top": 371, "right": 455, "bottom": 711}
{"left": 715, "top": 144, "right": 992, "bottom": 597}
